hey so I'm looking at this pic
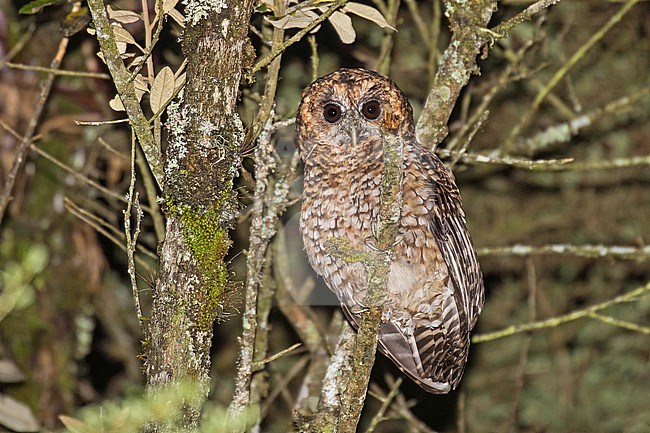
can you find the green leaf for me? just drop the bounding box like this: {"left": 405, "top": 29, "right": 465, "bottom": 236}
{"left": 18, "top": 0, "right": 65, "bottom": 15}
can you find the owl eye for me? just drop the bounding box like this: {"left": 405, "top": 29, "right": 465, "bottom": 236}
{"left": 361, "top": 100, "right": 381, "bottom": 120}
{"left": 323, "top": 103, "right": 342, "bottom": 123}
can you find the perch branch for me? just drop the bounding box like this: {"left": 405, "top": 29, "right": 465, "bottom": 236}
{"left": 337, "top": 132, "right": 404, "bottom": 432}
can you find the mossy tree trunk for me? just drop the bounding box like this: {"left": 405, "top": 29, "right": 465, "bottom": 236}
{"left": 144, "top": 0, "right": 256, "bottom": 429}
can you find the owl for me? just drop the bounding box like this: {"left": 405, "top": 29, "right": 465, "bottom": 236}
{"left": 295, "top": 68, "right": 484, "bottom": 394}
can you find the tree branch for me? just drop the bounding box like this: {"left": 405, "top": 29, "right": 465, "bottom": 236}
{"left": 245, "top": 0, "right": 349, "bottom": 81}
{"left": 472, "top": 280, "right": 650, "bottom": 343}
{"left": 477, "top": 243, "right": 650, "bottom": 261}
{"left": 87, "top": 0, "right": 164, "bottom": 187}
{"left": 503, "top": 0, "right": 642, "bottom": 148}
{"left": 415, "top": 0, "right": 496, "bottom": 147}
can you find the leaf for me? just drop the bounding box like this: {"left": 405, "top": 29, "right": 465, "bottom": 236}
{"left": 59, "top": 415, "right": 100, "bottom": 433}
{"left": 107, "top": 5, "right": 141, "bottom": 24}
{"left": 116, "top": 41, "right": 128, "bottom": 55}
{"left": 328, "top": 11, "right": 356, "bottom": 44}
{"left": 126, "top": 56, "right": 144, "bottom": 70}
{"left": 134, "top": 74, "right": 149, "bottom": 94}
{"left": 0, "top": 359, "right": 25, "bottom": 383}
{"left": 168, "top": 8, "right": 185, "bottom": 27}
{"left": 161, "top": 0, "right": 180, "bottom": 14}
{"left": 112, "top": 24, "right": 136, "bottom": 45}
{"left": 18, "top": 0, "right": 64, "bottom": 14}
{"left": 268, "top": 9, "right": 318, "bottom": 29}
{"left": 150, "top": 66, "right": 175, "bottom": 114}
{"left": 0, "top": 394, "right": 40, "bottom": 432}
{"left": 134, "top": 74, "right": 148, "bottom": 102}
{"left": 109, "top": 95, "right": 125, "bottom": 112}
{"left": 344, "top": 2, "right": 396, "bottom": 31}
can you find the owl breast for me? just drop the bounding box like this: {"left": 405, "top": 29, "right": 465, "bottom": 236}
{"left": 300, "top": 148, "right": 451, "bottom": 324}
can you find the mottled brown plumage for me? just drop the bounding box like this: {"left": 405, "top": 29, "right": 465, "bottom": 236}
{"left": 296, "top": 68, "right": 484, "bottom": 393}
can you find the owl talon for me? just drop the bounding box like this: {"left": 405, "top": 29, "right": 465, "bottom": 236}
{"left": 367, "top": 221, "right": 401, "bottom": 250}
{"left": 364, "top": 236, "right": 380, "bottom": 252}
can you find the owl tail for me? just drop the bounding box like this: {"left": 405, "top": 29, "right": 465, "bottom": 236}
{"left": 341, "top": 298, "right": 470, "bottom": 394}
{"left": 378, "top": 323, "right": 462, "bottom": 394}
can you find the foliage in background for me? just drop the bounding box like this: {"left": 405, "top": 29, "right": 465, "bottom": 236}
{"left": 0, "top": 0, "right": 648, "bottom": 432}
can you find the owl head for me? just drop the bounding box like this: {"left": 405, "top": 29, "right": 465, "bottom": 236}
{"left": 296, "top": 68, "right": 415, "bottom": 160}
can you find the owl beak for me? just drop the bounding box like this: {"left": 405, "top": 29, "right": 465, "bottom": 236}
{"left": 343, "top": 121, "right": 359, "bottom": 146}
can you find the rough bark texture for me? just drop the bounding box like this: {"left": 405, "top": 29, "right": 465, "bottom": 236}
{"left": 415, "top": 0, "right": 496, "bottom": 147}
{"left": 144, "top": 1, "right": 255, "bottom": 429}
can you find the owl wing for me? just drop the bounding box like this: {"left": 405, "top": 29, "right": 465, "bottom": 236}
{"left": 422, "top": 150, "right": 484, "bottom": 330}
{"left": 411, "top": 148, "right": 484, "bottom": 391}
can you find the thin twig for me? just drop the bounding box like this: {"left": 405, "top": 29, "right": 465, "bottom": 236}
{"left": 28, "top": 143, "right": 153, "bottom": 213}
{"left": 427, "top": 0, "right": 442, "bottom": 83}
{"left": 127, "top": 0, "right": 166, "bottom": 84}
{"left": 252, "top": 343, "right": 303, "bottom": 371}
{"left": 260, "top": 355, "right": 310, "bottom": 420}
{"left": 309, "top": 35, "right": 319, "bottom": 83}
{"left": 404, "top": 0, "right": 429, "bottom": 44}
{"left": 375, "top": 0, "right": 400, "bottom": 75}
{"left": 436, "top": 148, "right": 574, "bottom": 170}
{"left": 244, "top": 0, "right": 286, "bottom": 151}
{"left": 491, "top": 0, "right": 562, "bottom": 38}
{"left": 245, "top": 0, "right": 350, "bottom": 80}
{"left": 504, "top": 0, "right": 641, "bottom": 147}
{"left": 76, "top": 118, "right": 130, "bottom": 125}
{"left": 544, "top": 155, "right": 650, "bottom": 171}
{"left": 449, "top": 110, "right": 489, "bottom": 170}
{"left": 124, "top": 131, "right": 144, "bottom": 328}
{"left": 64, "top": 197, "right": 157, "bottom": 261}
{"left": 0, "top": 61, "right": 110, "bottom": 79}
{"left": 1, "top": 22, "right": 36, "bottom": 62}
{"left": 473, "top": 280, "right": 650, "bottom": 343}
{"left": 477, "top": 243, "right": 650, "bottom": 261}
{"left": 503, "top": 259, "right": 537, "bottom": 433}
{"left": 363, "top": 377, "right": 403, "bottom": 433}
{"left": 446, "top": 38, "right": 535, "bottom": 152}
{"left": 0, "top": 3, "right": 79, "bottom": 224}
{"left": 587, "top": 312, "right": 650, "bottom": 335}
{"left": 389, "top": 391, "right": 438, "bottom": 433}
{"left": 515, "top": 86, "right": 650, "bottom": 155}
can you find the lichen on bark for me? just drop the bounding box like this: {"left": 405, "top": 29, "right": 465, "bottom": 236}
{"left": 144, "top": 0, "right": 256, "bottom": 429}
